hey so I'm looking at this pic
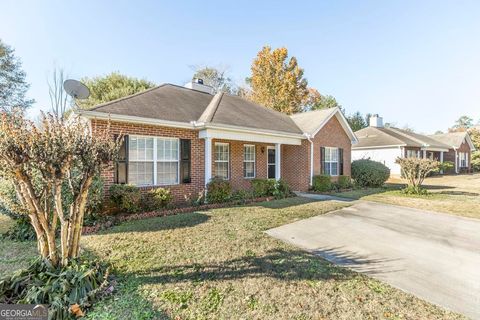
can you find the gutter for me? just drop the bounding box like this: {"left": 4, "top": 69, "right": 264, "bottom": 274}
{"left": 77, "top": 110, "right": 305, "bottom": 140}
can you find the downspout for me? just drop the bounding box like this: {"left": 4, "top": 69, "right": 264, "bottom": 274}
{"left": 305, "top": 134, "right": 314, "bottom": 186}
{"left": 454, "top": 148, "right": 458, "bottom": 174}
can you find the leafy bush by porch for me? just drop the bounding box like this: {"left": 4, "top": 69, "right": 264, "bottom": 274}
{"left": 312, "top": 175, "right": 332, "bottom": 192}
{"left": 251, "top": 179, "right": 276, "bottom": 197}
{"left": 352, "top": 159, "right": 390, "bottom": 187}
{"left": 206, "top": 178, "right": 232, "bottom": 203}
{"left": 109, "top": 184, "right": 142, "bottom": 213}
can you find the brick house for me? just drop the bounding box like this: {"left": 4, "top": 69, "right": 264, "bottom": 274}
{"left": 76, "top": 80, "right": 357, "bottom": 203}
{"left": 352, "top": 115, "right": 475, "bottom": 175}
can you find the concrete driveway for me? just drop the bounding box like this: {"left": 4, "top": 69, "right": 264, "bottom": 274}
{"left": 266, "top": 200, "right": 480, "bottom": 319}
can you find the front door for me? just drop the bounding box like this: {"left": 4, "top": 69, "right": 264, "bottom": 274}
{"left": 267, "top": 147, "right": 276, "bottom": 179}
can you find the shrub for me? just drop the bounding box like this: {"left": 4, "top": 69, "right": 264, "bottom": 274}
{"left": 396, "top": 157, "right": 439, "bottom": 194}
{"left": 351, "top": 159, "right": 390, "bottom": 187}
{"left": 337, "top": 175, "right": 352, "bottom": 189}
{"left": 0, "top": 258, "right": 110, "bottom": 319}
{"left": 143, "top": 187, "right": 173, "bottom": 211}
{"left": 109, "top": 184, "right": 142, "bottom": 213}
{"left": 206, "top": 178, "right": 232, "bottom": 203}
{"left": 251, "top": 179, "right": 276, "bottom": 197}
{"left": 273, "top": 179, "right": 291, "bottom": 199}
{"left": 471, "top": 151, "right": 480, "bottom": 172}
{"left": 401, "top": 185, "right": 429, "bottom": 195}
{"left": 184, "top": 190, "right": 205, "bottom": 207}
{"left": 1, "top": 216, "right": 36, "bottom": 241}
{"left": 231, "top": 189, "right": 254, "bottom": 204}
{"left": 312, "top": 175, "right": 332, "bottom": 192}
{"left": 437, "top": 161, "right": 454, "bottom": 173}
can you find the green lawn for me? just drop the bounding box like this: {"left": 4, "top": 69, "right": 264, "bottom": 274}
{"left": 0, "top": 198, "right": 463, "bottom": 319}
{"left": 336, "top": 174, "right": 480, "bottom": 219}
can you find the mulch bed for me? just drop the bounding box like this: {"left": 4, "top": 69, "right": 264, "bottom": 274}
{"left": 82, "top": 196, "right": 275, "bottom": 235}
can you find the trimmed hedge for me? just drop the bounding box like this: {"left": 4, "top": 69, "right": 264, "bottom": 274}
{"left": 312, "top": 175, "right": 332, "bottom": 192}
{"left": 351, "top": 159, "right": 390, "bottom": 187}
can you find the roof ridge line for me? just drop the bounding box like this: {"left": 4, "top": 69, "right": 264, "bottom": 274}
{"left": 90, "top": 84, "right": 167, "bottom": 111}
{"left": 388, "top": 127, "right": 428, "bottom": 146}
{"left": 197, "top": 92, "right": 223, "bottom": 123}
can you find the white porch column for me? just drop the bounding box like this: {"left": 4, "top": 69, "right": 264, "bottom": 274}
{"left": 455, "top": 149, "right": 458, "bottom": 173}
{"left": 440, "top": 151, "right": 444, "bottom": 174}
{"left": 275, "top": 143, "right": 281, "bottom": 180}
{"left": 204, "top": 137, "right": 212, "bottom": 187}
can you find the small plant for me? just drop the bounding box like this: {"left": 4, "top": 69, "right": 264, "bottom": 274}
{"left": 251, "top": 179, "right": 276, "bottom": 197}
{"left": 0, "top": 258, "right": 110, "bottom": 319}
{"left": 143, "top": 187, "right": 173, "bottom": 211}
{"left": 337, "top": 175, "right": 352, "bottom": 189}
{"left": 351, "top": 159, "right": 390, "bottom": 187}
{"left": 206, "top": 178, "right": 232, "bottom": 203}
{"left": 273, "top": 179, "right": 291, "bottom": 199}
{"left": 396, "top": 157, "right": 439, "bottom": 194}
{"left": 437, "top": 161, "right": 454, "bottom": 173}
{"left": 109, "top": 184, "right": 142, "bottom": 213}
{"left": 312, "top": 175, "right": 332, "bottom": 192}
{"left": 401, "top": 185, "right": 429, "bottom": 195}
{"left": 231, "top": 189, "right": 253, "bottom": 204}
{"left": 184, "top": 190, "right": 205, "bottom": 207}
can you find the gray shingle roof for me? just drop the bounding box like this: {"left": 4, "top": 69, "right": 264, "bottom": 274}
{"left": 289, "top": 108, "right": 337, "bottom": 136}
{"left": 428, "top": 132, "right": 469, "bottom": 149}
{"left": 90, "top": 84, "right": 212, "bottom": 123}
{"left": 353, "top": 126, "right": 450, "bottom": 149}
{"left": 87, "top": 84, "right": 303, "bottom": 135}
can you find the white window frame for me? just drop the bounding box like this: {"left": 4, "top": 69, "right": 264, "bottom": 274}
{"left": 459, "top": 152, "right": 468, "bottom": 168}
{"left": 406, "top": 149, "right": 418, "bottom": 158}
{"left": 324, "top": 147, "right": 339, "bottom": 176}
{"left": 243, "top": 144, "right": 256, "bottom": 179}
{"left": 128, "top": 135, "right": 180, "bottom": 186}
{"left": 214, "top": 142, "right": 230, "bottom": 180}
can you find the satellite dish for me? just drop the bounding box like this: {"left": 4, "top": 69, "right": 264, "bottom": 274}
{"left": 63, "top": 79, "right": 90, "bottom": 99}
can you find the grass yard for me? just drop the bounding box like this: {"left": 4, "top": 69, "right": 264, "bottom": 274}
{"left": 0, "top": 198, "right": 464, "bottom": 319}
{"left": 337, "top": 174, "right": 480, "bottom": 219}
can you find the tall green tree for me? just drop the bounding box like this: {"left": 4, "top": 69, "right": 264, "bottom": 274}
{"left": 303, "top": 88, "right": 342, "bottom": 111}
{"left": 77, "top": 72, "right": 156, "bottom": 109}
{"left": 192, "top": 66, "right": 237, "bottom": 94}
{"left": 248, "top": 46, "right": 308, "bottom": 114}
{"left": 451, "top": 115, "right": 474, "bottom": 130}
{"left": 347, "top": 111, "right": 368, "bottom": 131}
{"left": 0, "top": 39, "right": 34, "bottom": 113}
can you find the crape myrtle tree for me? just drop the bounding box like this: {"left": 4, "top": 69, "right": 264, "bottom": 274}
{"left": 0, "top": 112, "right": 119, "bottom": 266}
{"left": 395, "top": 157, "right": 439, "bottom": 194}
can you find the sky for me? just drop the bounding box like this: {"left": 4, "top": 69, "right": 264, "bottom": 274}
{"left": 1, "top": 0, "right": 479, "bottom": 133}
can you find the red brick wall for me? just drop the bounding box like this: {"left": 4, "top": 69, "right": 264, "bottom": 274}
{"left": 282, "top": 116, "right": 353, "bottom": 192}
{"left": 312, "top": 116, "right": 352, "bottom": 177}
{"left": 282, "top": 140, "right": 310, "bottom": 191}
{"left": 91, "top": 120, "right": 205, "bottom": 204}
{"left": 211, "top": 139, "right": 273, "bottom": 191}
{"left": 92, "top": 115, "right": 353, "bottom": 199}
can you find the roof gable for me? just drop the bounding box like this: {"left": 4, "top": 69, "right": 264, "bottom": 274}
{"left": 290, "top": 108, "right": 358, "bottom": 143}
{"left": 429, "top": 132, "right": 476, "bottom": 150}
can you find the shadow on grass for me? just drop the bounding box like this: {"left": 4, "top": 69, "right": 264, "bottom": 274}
{"left": 133, "top": 248, "right": 383, "bottom": 287}
{"left": 435, "top": 190, "right": 479, "bottom": 196}
{"left": 80, "top": 248, "right": 171, "bottom": 320}
{"left": 256, "top": 196, "right": 316, "bottom": 209}
{"left": 99, "top": 212, "right": 210, "bottom": 235}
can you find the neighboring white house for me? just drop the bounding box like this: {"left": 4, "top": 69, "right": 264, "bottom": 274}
{"left": 351, "top": 115, "right": 475, "bottom": 175}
